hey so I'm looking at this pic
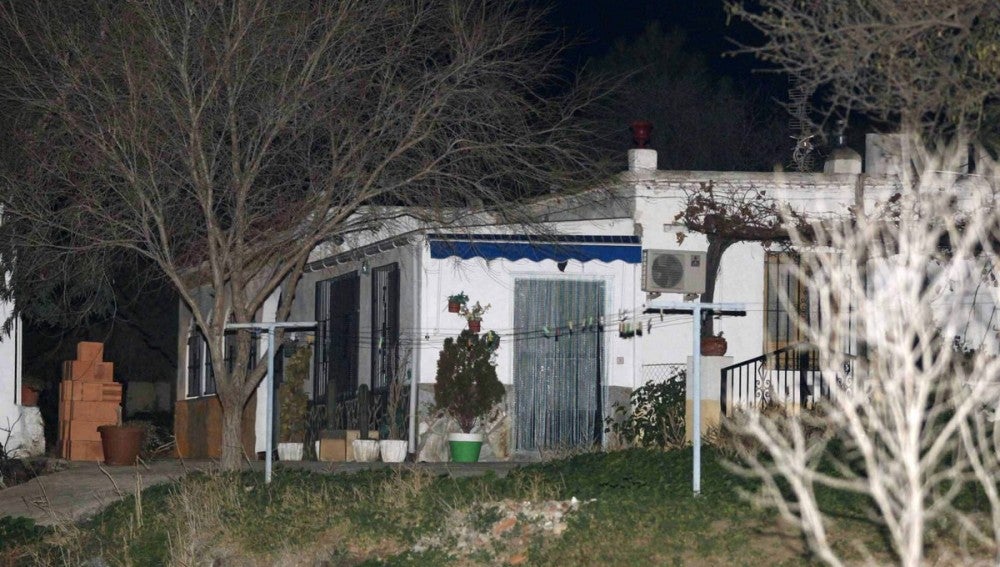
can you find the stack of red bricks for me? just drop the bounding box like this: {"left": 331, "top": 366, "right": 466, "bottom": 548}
{"left": 58, "top": 342, "right": 122, "bottom": 461}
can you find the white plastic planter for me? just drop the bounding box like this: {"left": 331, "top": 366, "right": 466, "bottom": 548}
{"left": 352, "top": 439, "right": 380, "bottom": 462}
{"left": 277, "top": 442, "right": 303, "bottom": 461}
{"left": 379, "top": 440, "right": 408, "bottom": 463}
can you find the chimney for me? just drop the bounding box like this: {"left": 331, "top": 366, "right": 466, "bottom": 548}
{"left": 628, "top": 120, "right": 657, "bottom": 172}
{"left": 864, "top": 133, "right": 904, "bottom": 176}
{"left": 823, "top": 133, "right": 862, "bottom": 174}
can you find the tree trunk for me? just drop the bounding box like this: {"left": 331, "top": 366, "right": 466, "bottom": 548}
{"left": 220, "top": 395, "right": 248, "bottom": 470}
{"left": 701, "top": 236, "right": 735, "bottom": 337}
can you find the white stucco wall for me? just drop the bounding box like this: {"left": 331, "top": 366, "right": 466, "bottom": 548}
{"left": 626, "top": 170, "right": 903, "bottom": 372}
{"left": 0, "top": 298, "right": 32, "bottom": 457}
{"left": 417, "top": 248, "right": 642, "bottom": 390}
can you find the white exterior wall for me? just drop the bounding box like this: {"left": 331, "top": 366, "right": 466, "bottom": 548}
{"left": 415, "top": 217, "right": 641, "bottom": 388}
{"left": 628, "top": 171, "right": 901, "bottom": 372}
{"left": 417, "top": 252, "right": 642, "bottom": 390}
{"left": 0, "top": 298, "right": 24, "bottom": 450}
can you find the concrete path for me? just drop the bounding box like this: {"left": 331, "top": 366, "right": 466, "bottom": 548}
{"left": 0, "top": 459, "right": 528, "bottom": 526}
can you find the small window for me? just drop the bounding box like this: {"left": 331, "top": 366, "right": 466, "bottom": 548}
{"left": 186, "top": 331, "right": 203, "bottom": 398}
{"left": 188, "top": 326, "right": 258, "bottom": 398}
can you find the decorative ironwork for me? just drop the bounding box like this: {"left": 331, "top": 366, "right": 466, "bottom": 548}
{"left": 721, "top": 342, "right": 854, "bottom": 415}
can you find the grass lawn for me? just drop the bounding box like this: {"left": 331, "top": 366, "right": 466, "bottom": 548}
{"left": 2, "top": 448, "right": 894, "bottom": 566}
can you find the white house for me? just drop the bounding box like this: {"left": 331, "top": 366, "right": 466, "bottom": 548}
{"left": 175, "top": 136, "right": 997, "bottom": 459}
{"left": 0, "top": 292, "right": 40, "bottom": 458}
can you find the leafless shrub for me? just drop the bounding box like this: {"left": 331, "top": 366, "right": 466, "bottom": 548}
{"left": 727, "top": 143, "right": 1000, "bottom": 566}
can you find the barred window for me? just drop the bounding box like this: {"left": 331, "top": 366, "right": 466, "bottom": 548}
{"left": 187, "top": 325, "right": 258, "bottom": 398}
{"left": 370, "top": 263, "right": 400, "bottom": 392}
{"left": 764, "top": 253, "right": 819, "bottom": 361}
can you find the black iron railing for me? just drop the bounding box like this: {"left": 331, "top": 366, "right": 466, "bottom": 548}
{"left": 720, "top": 342, "right": 854, "bottom": 416}
{"left": 324, "top": 383, "right": 410, "bottom": 438}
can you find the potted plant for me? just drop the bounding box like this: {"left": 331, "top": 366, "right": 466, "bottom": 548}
{"left": 435, "top": 329, "right": 505, "bottom": 462}
{"left": 277, "top": 347, "right": 310, "bottom": 461}
{"left": 458, "top": 301, "right": 490, "bottom": 334}
{"left": 379, "top": 378, "right": 408, "bottom": 463}
{"left": 19, "top": 375, "right": 45, "bottom": 407}
{"left": 700, "top": 331, "right": 728, "bottom": 356}
{"left": 447, "top": 291, "right": 469, "bottom": 313}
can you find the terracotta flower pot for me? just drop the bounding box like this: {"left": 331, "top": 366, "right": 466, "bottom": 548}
{"left": 467, "top": 319, "right": 481, "bottom": 333}
{"left": 700, "top": 336, "right": 728, "bottom": 356}
{"left": 20, "top": 386, "right": 40, "bottom": 407}
{"left": 448, "top": 300, "right": 461, "bottom": 313}
{"left": 98, "top": 425, "right": 145, "bottom": 466}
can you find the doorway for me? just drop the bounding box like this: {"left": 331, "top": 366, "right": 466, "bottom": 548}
{"left": 513, "top": 278, "right": 605, "bottom": 451}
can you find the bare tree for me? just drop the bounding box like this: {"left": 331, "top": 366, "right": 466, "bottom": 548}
{"left": 674, "top": 180, "right": 791, "bottom": 337}
{"left": 0, "top": 0, "right": 607, "bottom": 470}
{"left": 727, "top": 143, "right": 1000, "bottom": 566}
{"left": 727, "top": 0, "right": 1000, "bottom": 148}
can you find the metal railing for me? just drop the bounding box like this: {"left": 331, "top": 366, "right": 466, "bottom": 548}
{"left": 326, "top": 383, "right": 410, "bottom": 438}
{"left": 720, "top": 342, "right": 854, "bottom": 416}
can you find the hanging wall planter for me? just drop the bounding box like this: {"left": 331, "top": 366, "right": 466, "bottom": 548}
{"left": 459, "top": 301, "right": 489, "bottom": 335}
{"left": 447, "top": 291, "right": 468, "bottom": 313}
{"left": 700, "top": 335, "right": 728, "bottom": 356}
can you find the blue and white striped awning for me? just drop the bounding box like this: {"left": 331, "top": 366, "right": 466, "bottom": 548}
{"left": 428, "top": 234, "right": 641, "bottom": 264}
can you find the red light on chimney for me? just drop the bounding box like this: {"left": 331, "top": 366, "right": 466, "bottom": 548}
{"left": 630, "top": 120, "right": 653, "bottom": 148}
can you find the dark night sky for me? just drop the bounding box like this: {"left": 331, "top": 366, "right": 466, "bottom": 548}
{"left": 542, "top": 0, "right": 764, "bottom": 82}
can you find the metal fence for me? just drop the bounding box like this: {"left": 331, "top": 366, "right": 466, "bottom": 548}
{"left": 641, "top": 363, "right": 686, "bottom": 385}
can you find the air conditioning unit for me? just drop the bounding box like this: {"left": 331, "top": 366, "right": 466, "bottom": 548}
{"left": 642, "top": 250, "right": 706, "bottom": 294}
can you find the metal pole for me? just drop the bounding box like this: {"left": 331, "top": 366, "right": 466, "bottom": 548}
{"left": 408, "top": 368, "right": 417, "bottom": 455}
{"left": 643, "top": 300, "right": 745, "bottom": 497}
{"left": 692, "top": 305, "right": 702, "bottom": 496}
{"left": 225, "top": 321, "right": 316, "bottom": 485}
{"left": 265, "top": 330, "right": 275, "bottom": 484}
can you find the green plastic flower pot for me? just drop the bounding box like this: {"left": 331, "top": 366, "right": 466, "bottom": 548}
{"left": 448, "top": 432, "right": 484, "bottom": 463}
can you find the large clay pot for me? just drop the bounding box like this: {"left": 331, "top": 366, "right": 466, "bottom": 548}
{"left": 98, "top": 425, "right": 145, "bottom": 466}
{"left": 700, "top": 336, "right": 728, "bottom": 356}
{"left": 20, "top": 386, "right": 40, "bottom": 407}
{"left": 467, "top": 319, "right": 481, "bottom": 333}
{"left": 448, "top": 301, "right": 461, "bottom": 313}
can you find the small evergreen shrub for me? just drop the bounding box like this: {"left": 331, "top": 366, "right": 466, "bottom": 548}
{"left": 434, "top": 330, "right": 505, "bottom": 433}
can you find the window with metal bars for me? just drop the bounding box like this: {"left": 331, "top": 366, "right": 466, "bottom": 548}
{"left": 314, "top": 271, "right": 360, "bottom": 405}
{"left": 187, "top": 326, "right": 258, "bottom": 398}
{"left": 186, "top": 331, "right": 203, "bottom": 398}
{"left": 370, "top": 263, "right": 400, "bottom": 393}
{"left": 764, "top": 252, "right": 819, "bottom": 369}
